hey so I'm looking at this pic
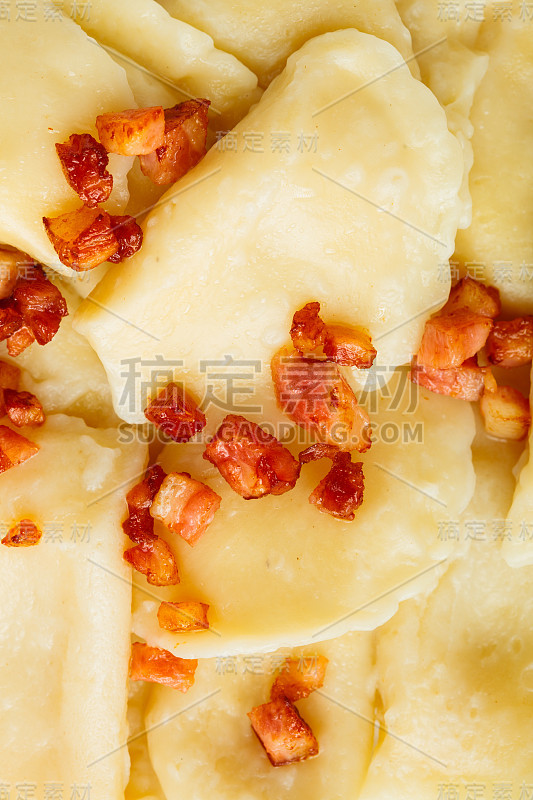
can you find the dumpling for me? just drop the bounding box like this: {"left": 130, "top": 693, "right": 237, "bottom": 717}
{"left": 131, "top": 369, "right": 475, "bottom": 657}
{"left": 60, "top": 0, "right": 261, "bottom": 129}
{"left": 159, "top": 0, "right": 418, "bottom": 87}
{"left": 454, "top": 9, "right": 533, "bottom": 312}
{"left": 0, "top": 415, "right": 146, "bottom": 800}
{"left": 0, "top": 8, "right": 135, "bottom": 290}
{"left": 144, "top": 632, "right": 375, "bottom": 800}
{"left": 358, "top": 413, "right": 532, "bottom": 797}
{"left": 75, "top": 30, "right": 464, "bottom": 426}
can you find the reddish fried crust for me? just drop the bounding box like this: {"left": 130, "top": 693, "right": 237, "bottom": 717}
{"left": 323, "top": 324, "right": 377, "bottom": 368}
{"left": 130, "top": 642, "right": 197, "bottom": 691}
{"left": 55, "top": 133, "right": 113, "bottom": 207}
{"left": 43, "top": 206, "right": 119, "bottom": 271}
{"left": 272, "top": 348, "right": 372, "bottom": 452}
{"left": 308, "top": 452, "right": 365, "bottom": 521}
{"left": 108, "top": 216, "right": 143, "bottom": 263}
{"left": 271, "top": 657, "right": 329, "bottom": 702}
{"left": 6, "top": 325, "right": 35, "bottom": 356}
{"left": 480, "top": 386, "right": 531, "bottom": 441}
{"left": 144, "top": 382, "right": 206, "bottom": 442}
{"left": 122, "top": 464, "right": 166, "bottom": 544}
{"left": 290, "top": 302, "right": 325, "bottom": 354}
{"left": 123, "top": 537, "right": 180, "bottom": 586}
{"left": 417, "top": 309, "right": 493, "bottom": 370}
{"left": 248, "top": 697, "right": 319, "bottom": 766}
{"left": 441, "top": 276, "right": 501, "bottom": 318}
{"left": 486, "top": 317, "right": 533, "bottom": 368}
{"left": 12, "top": 265, "right": 68, "bottom": 345}
{"left": 203, "top": 414, "right": 301, "bottom": 499}
{"left": 2, "top": 519, "right": 42, "bottom": 547}
{"left": 96, "top": 107, "right": 166, "bottom": 156}
{"left": 0, "top": 425, "right": 39, "bottom": 473}
{"left": 3, "top": 390, "right": 45, "bottom": 427}
{"left": 157, "top": 600, "right": 210, "bottom": 632}
{"left": 409, "top": 358, "right": 488, "bottom": 402}
{"left": 139, "top": 100, "right": 210, "bottom": 185}
{"left": 150, "top": 472, "right": 221, "bottom": 546}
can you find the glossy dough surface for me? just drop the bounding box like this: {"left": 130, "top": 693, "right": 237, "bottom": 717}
{"left": 359, "top": 416, "right": 532, "bottom": 797}
{"left": 75, "top": 30, "right": 464, "bottom": 426}
{"left": 0, "top": 415, "right": 146, "bottom": 800}
{"left": 159, "top": 0, "right": 417, "bottom": 86}
{"left": 145, "top": 632, "right": 375, "bottom": 800}
{"left": 131, "top": 370, "right": 475, "bottom": 657}
{"left": 60, "top": 0, "right": 261, "bottom": 129}
{"left": 0, "top": 10, "right": 134, "bottom": 287}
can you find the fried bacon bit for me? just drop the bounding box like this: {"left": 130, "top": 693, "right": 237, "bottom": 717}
{"left": 248, "top": 697, "right": 319, "bottom": 767}
{"left": 157, "top": 600, "right": 210, "bottom": 633}
{"left": 107, "top": 216, "right": 143, "bottom": 263}
{"left": 55, "top": 133, "right": 113, "bottom": 207}
{"left": 130, "top": 642, "right": 197, "bottom": 691}
{"left": 0, "top": 303, "right": 23, "bottom": 341}
{"left": 122, "top": 464, "right": 166, "bottom": 544}
{"left": 13, "top": 265, "right": 68, "bottom": 345}
{"left": 442, "top": 276, "right": 501, "bottom": 319}
{"left": 0, "top": 425, "right": 39, "bottom": 473}
{"left": 290, "top": 302, "right": 325, "bottom": 354}
{"left": 409, "top": 357, "right": 489, "bottom": 402}
{"left": 308, "top": 451, "right": 364, "bottom": 521}
{"left": 0, "top": 360, "right": 20, "bottom": 390}
{"left": 0, "top": 249, "right": 21, "bottom": 300}
{"left": 271, "top": 347, "right": 371, "bottom": 453}
{"left": 271, "top": 657, "right": 329, "bottom": 703}
{"left": 139, "top": 100, "right": 210, "bottom": 185}
{"left": 6, "top": 325, "right": 35, "bottom": 357}
{"left": 1, "top": 518, "right": 42, "bottom": 547}
{"left": 480, "top": 385, "right": 531, "bottom": 441}
{"left": 203, "top": 414, "right": 301, "bottom": 499}
{"left": 486, "top": 317, "right": 533, "bottom": 368}
{"left": 323, "top": 324, "right": 377, "bottom": 369}
{"left": 417, "top": 309, "right": 493, "bottom": 370}
{"left": 150, "top": 472, "right": 221, "bottom": 546}
{"left": 3, "top": 390, "right": 44, "bottom": 428}
{"left": 96, "top": 107, "right": 166, "bottom": 156}
{"left": 43, "top": 206, "right": 119, "bottom": 271}
{"left": 123, "top": 537, "right": 179, "bottom": 586}
{"left": 144, "top": 382, "right": 206, "bottom": 443}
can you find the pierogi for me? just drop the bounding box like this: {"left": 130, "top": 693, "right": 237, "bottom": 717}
{"left": 75, "top": 29, "right": 464, "bottom": 425}
{"left": 131, "top": 369, "right": 475, "bottom": 657}
{"left": 359, "top": 419, "right": 533, "bottom": 797}
{"left": 59, "top": 0, "right": 261, "bottom": 130}
{"left": 0, "top": 11, "right": 134, "bottom": 291}
{"left": 144, "top": 632, "right": 375, "bottom": 800}
{"left": 0, "top": 416, "right": 146, "bottom": 800}
{"left": 158, "top": 0, "right": 418, "bottom": 87}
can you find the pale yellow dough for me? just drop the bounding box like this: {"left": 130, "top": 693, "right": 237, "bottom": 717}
{"left": 60, "top": 0, "right": 261, "bottom": 130}
{"left": 396, "top": 0, "right": 490, "bottom": 228}
{"left": 454, "top": 9, "right": 533, "bottom": 312}
{"left": 145, "top": 632, "right": 375, "bottom": 800}
{"left": 130, "top": 369, "right": 475, "bottom": 657}
{"left": 75, "top": 30, "right": 464, "bottom": 426}
{"left": 358, "top": 416, "right": 533, "bottom": 798}
{"left": 1, "top": 280, "right": 118, "bottom": 428}
{"left": 0, "top": 415, "right": 147, "bottom": 800}
{"left": 0, "top": 9, "right": 134, "bottom": 290}
{"left": 159, "top": 0, "right": 418, "bottom": 87}
{"left": 503, "top": 363, "right": 533, "bottom": 567}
